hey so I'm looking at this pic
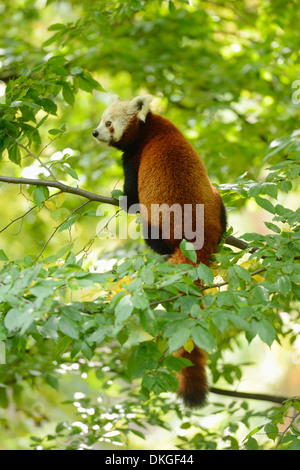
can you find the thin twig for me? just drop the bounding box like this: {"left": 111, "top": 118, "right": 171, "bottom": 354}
{"left": 75, "top": 208, "right": 123, "bottom": 256}
{"left": 274, "top": 410, "right": 300, "bottom": 449}
{"left": 0, "top": 191, "right": 62, "bottom": 234}
{"left": 149, "top": 267, "right": 267, "bottom": 307}
{"left": 6, "top": 134, "right": 57, "bottom": 181}
{"left": 34, "top": 200, "right": 91, "bottom": 263}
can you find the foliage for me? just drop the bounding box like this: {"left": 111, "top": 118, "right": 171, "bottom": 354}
{"left": 0, "top": 0, "right": 299, "bottom": 450}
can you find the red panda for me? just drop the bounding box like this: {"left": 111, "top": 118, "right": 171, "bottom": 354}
{"left": 93, "top": 95, "right": 226, "bottom": 408}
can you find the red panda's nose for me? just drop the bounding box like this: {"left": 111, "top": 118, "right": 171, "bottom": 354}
{"left": 92, "top": 130, "right": 99, "bottom": 138}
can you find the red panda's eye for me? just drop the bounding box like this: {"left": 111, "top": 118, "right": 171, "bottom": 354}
{"left": 105, "top": 121, "right": 112, "bottom": 128}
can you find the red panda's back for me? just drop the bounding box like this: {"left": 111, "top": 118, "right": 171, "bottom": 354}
{"left": 137, "top": 113, "right": 223, "bottom": 262}
{"left": 138, "top": 114, "right": 212, "bottom": 205}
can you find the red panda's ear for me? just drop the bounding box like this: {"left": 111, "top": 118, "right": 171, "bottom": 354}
{"left": 128, "top": 95, "right": 153, "bottom": 122}
{"left": 109, "top": 94, "right": 120, "bottom": 104}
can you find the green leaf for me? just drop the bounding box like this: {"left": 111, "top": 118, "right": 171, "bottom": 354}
{"left": 48, "top": 128, "right": 62, "bottom": 135}
{"left": 262, "top": 183, "right": 278, "bottom": 198}
{"left": 227, "top": 266, "right": 240, "bottom": 288}
{"left": 257, "top": 319, "right": 276, "bottom": 346}
{"left": 247, "top": 183, "right": 261, "bottom": 197}
{"left": 62, "top": 164, "right": 79, "bottom": 180}
{"left": 233, "top": 264, "right": 252, "bottom": 283}
{"left": 132, "top": 293, "right": 148, "bottom": 310}
{"left": 45, "top": 374, "right": 59, "bottom": 390}
{"left": 47, "top": 55, "right": 66, "bottom": 65}
{"left": 33, "top": 186, "right": 49, "bottom": 208}
{"left": 81, "top": 71, "right": 104, "bottom": 91}
{"left": 62, "top": 83, "right": 75, "bottom": 106}
{"left": 180, "top": 239, "right": 197, "bottom": 263}
{"left": 164, "top": 356, "right": 193, "bottom": 372}
{"left": 264, "top": 422, "right": 278, "bottom": 441}
{"left": 93, "top": 11, "right": 110, "bottom": 26}
{"left": 4, "top": 307, "right": 34, "bottom": 333}
{"left": 139, "top": 309, "right": 157, "bottom": 336}
{"left": 279, "top": 180, "right": 292, "bottom": 193}
{"left": 58, "top": 215, "right": 79, "bottom": 232}
{"left": 8, "top": 144, "right": 21, "bottom": 164}
{"left": 216, "top": 291, "right": 234, "bottom": 307}
{"left": 253, "top": 285, "right": 269, "bottom": 302}
{"left": 54, "top": 336, "right": 72, "bottom": 360}
{"left": 87, "top": 328, "right": 106, "bottom": 345}
{"left": 58, "top": 315, "right": 80, "bottom": 339}
{"left": 30, "top": 282, "right": 56, "bottom": 300}
{"left": 115, "top": 294, "right": 134, "bottom": 323}
{"left": 211, "top": 312, "right": 228, "bottom": 332}
{"left": 18, "top": 100, "right": 41, "bottom": 109}
{"left": 197, "top": 263, "right": 214, "bottom": 284}
{"left": 243, "top": 425, "right": 264, "bottom": 441}
{"left": 266, "top": 136, "right": 292, "bottom": 157}
{"left": 140, "top": 266, "right": 154, "bottom": 285}
{"left": 116, "top": 259, "right": 132, "bottom": 274}
{"left": 0, "top": 388, "right": 9, "bottom": 409}
{"left": 0, "top": 341, "right": 6, "bottom": 364}
{"left": 38, "top": 97, "right": 57, "bottom": 115}
{"left": 255, "top": 196, "right": 275, "bottom": 214}
{"left": 77, "top": 73, "right": 103, "bottom": 93}
{"left": 226, "top": 313, "right": 249, "bottom": 330}
{"left": 142, "top": 375, "right": 156, "bottom": 391}
{"left": 70, "top": 66, "right": 82, "bottom": 75}
{"left": 276, "top": 275, "right": 291, "bottom": 295}
{"left": 48, "top": 23, "right": 66, "bottom": 31}
{"left": 130, "top": 429, "right": 146, "bottom": 440}
{"left": 43, "top": 30, "right": 64, "bottom": 47}
{"left": 168, "top": 328, "right": 190, "bottom": 353}
{"left": 111, "top": 189, "right": 124, "bottom": 199}
{"left": 191, "top": 326, "right": 216, "bottom": 353}
{"left": 264, "top": 221, "right": 281, "bottom": 233}
{"left": 245, "top": 437, "right": 259, "bottom": 450}
{"left": 0, "top": 249, "right": 8, "bottom": 261}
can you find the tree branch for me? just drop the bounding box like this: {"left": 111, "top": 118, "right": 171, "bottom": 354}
{"left": 0, "top": 174, "right": 255, "bottom": 254}
{"left": 210, "top": 386, "right": 288, "bottom": 405}
{"left": 0, "top": 175, "right": 119, "bottom": 206}
{"left": 224, "top": 234, "right": 257, "bottom": 252}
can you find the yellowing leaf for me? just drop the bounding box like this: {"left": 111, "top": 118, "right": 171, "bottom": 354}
{"left": 240, "top": 260, "right": 256, "bottom": 269}
{"left": 76, "top": 286, "right": 103, "bottom": 301}
{"left": 106, "top": 276, "right": 133, "bottom": 300}
{"left": 183, "top": 337, "right": 194, "bottom": 353}
{"left": 55, "top": 193, "right": 65, "bottom": 208}
{"left": 205, "top": 287, "right": 219, "bottom": 295}
{"left": 44, "top": 200, "right": 56, "bottom": 211}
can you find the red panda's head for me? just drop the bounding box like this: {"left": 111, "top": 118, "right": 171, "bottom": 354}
{"left": 93, "top": 95, "right": 153, "bottom": 148}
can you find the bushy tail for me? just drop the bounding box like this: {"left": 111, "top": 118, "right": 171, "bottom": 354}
{"left": 169, "top": 243, "right": 218, "bottom": 408}
{"left": 174, "top": 345, "right": 208, "bottom": 408}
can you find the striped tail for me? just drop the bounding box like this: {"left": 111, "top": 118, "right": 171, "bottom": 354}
{"left": 174, "top": 345, "right": 208, "bottom": 408}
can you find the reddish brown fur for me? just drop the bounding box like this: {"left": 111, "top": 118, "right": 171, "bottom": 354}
{"left": 119, "top": 111, "right": 224, "bottom": 407}
{"left": 136, "top": 115, "right": 223, "bottom": 259}
{"left": 174, "top": 346, "right": 208, "bottom": 407}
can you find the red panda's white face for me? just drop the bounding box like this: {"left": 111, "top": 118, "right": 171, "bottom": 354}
{"left": 93, "top": 95, "right": 153, "bottom": 147}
